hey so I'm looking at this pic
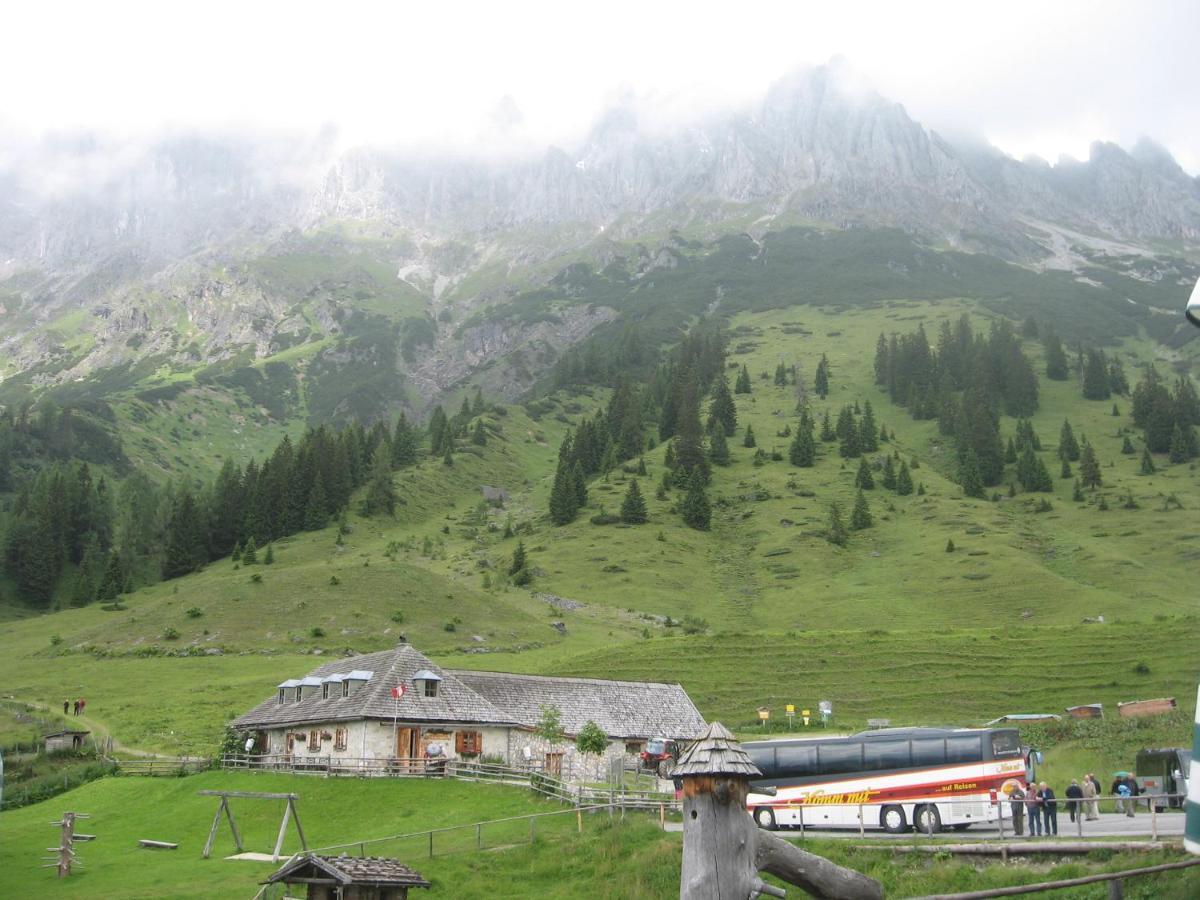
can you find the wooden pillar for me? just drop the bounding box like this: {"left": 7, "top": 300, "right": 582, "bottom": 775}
{"left": 680, "top": 775, "right": 758, "bottom": 899}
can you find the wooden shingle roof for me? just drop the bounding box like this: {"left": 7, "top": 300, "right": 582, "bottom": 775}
{"left": 671, "top": 722, "right": 761, "bottom": 777}
{"left": 232, "top": 646, "right": 513, "bottom": 730}
{"left": 265, "top": 854, "right": 430, "bottom": 888}
{"left": 449, "top": 668, "right": 707, "bottom": 739}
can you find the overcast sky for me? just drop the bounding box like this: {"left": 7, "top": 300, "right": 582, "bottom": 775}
{"left": 3, "top": 0, "right": 1197, "bottom": 172}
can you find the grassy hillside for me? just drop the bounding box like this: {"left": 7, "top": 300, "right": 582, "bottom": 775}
{"left": 1, "top": 298, "right": 1196, "bottom": 758}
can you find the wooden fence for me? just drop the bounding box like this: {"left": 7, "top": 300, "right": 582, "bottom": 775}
{"left": 110, "top": 757, "right": 211, "bottom": 776}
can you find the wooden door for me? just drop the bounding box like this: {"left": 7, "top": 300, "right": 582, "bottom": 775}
{"left": 396, "top": 728, "right": 418, "bottom": 769}
{"left": 544, "top": 752, "right": 564, "bottom": 778}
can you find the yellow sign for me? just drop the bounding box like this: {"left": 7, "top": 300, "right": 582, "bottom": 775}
{"left": 785, "top": 704, "right": 795, "bottom": 714}
{"left": 757, "top": 708, "right": 770, "bottom": 721}
{"left": 802, "top": 709, "right": 811, "bottom": 726}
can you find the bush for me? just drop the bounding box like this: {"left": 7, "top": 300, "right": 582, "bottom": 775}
{"left": 249, "top": 573, "right": 263, "bottom": 583}
{"left": 1133, "top": 661, "right": 1151, "bottom": 675}
{"left": 310, "top": 626, "right": 325, "bottom": 638}
{"left": 443, "top": 622, "right": 457, "bottom": 632}
{"left": 186, "top": 607, "right": 203, "bottom": 619}
{"left": 590, "top": 513, "right": 621, "bottom": 525}
{"left": 162, "top": 627, "right": 180, "bottom": 641}
{"left": 390, "top": 610, "right": 405, "bottom": 623}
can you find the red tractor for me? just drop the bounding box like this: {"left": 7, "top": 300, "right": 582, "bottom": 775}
{"left": 640, "top": 737, "right": 679, "bottom": 776}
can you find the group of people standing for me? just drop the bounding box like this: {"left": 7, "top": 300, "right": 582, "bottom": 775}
{"left": 64, "top": 697, "right": 87, "bottom": 716}
{"left": 1010, "top": 772, "right": 1133, "bottom": 835}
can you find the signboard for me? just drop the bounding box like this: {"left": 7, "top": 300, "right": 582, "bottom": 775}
{"left": 757, "top": 707, "right": 770, "bottom": 721}
{"left": 785, "top": 704, "right": 795, "bottom": 714}
{"left": 802, "top": 709, "right": 811, "bottom": 727}
{"left": 819, "top": 700, "right": 832, "bottom": 727}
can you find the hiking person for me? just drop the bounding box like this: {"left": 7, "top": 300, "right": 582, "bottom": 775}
{"left": 1040, "top": 782, "right": 1058, "bottom": 835}
{"left": 1009, "top": 782, "right": 1026, "bottom": 836}
{"left": 1025, "top": 784, "right": 1043, "bottom": 836}
{"left": 72, "top": 699, "right": 80, "bottom": 716}
{"left": 1116, "top": 778, "right": 1133, "bottom": 816}
{"left": 1125, "top": 775, "right": 1141, "bottom": 813}
{"left": 63, "top": 699, "right": 70, "bottom": 715}
{"left": 1087, "top": 774, "right": 1102, "bottom": 818}
{"left": 1065, "top": 779, "right": 1084, "bottom": 823}
{"left": 1081, "top": 775, "right": 1099, "bottom": 820}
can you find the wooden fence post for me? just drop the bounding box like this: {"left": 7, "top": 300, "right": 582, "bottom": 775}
{"left": 675, "top": 722, "right": 882, "bottom": 900}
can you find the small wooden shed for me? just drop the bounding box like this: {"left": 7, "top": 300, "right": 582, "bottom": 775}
{"left": 263, "top": 854, "right": 430, "bottom": 900}
{"left": 44, "top": 730, "right": 90, "bottom": 752}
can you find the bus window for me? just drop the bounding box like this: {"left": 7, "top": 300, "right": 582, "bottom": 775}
{"left": 775, "top": 744, "right": 818, "bottom": 777}
{"left": 864, "top": 740, "right": 910, "bottom": 770}
{"left": 747, "top": 746, "right": 776, "bottom": 778}
{"left": 990, "top": 731, "right": 1021, "bottom": 758}
{"left": 819, "top": 742, "right": 864, "bottom": 775}
{"left": 911, "top": 738, "right": 945, "bottom": 767}
{"left": 946, "top": 735, "right": 983, "bottom": 764}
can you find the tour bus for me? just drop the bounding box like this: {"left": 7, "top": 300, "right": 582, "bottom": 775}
{"left": 744, "top": 727, "right": 1032, "bottom": 833}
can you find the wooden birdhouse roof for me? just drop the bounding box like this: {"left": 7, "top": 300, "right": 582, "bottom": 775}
{"left": 671, "top": 721, "right": 761, "bottom": 777}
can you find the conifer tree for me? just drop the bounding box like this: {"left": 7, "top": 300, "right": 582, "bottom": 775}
{"left": 855, "top": 457, "right": 875, "bottom": 490}
{"left": 1079, "top": 440, "right": 1102, "bottom": 488}
{"left": 850, "top": 490, "right": 873, "bottom": 530}
{"left": 743, "top": 425, "right": 756, "bottom": 448}
{"left": 1140, "top": 447, "right": 1156, "bottom": 475}
{"left": 708, "top": 424, "right": 731, "bottom": 466}
{"left": 636, "top": 456, "right": 647, "bottom": 475}
{"left": 571, "top": 461, "right": 588, "bottom": 510}
{"left": 709, "top": 375, "right": 737, "bottom": 436}
{"left": 242, "top": 537, "right": 259, "bottom": 565}
{"left": 472, "top": 419, "right": 488, "bottom": 446}
{"left": 946, "top": 539, "right": 956, "bottom": 552}
{"left": 442, "top": 441, "right": 454, "bottom": 467}
{"left": 1082, "top": 349, "right": 1112, "bottom": 400}
{"left": 789, "top": 422, "right": 815, "bottom": 467}
{"left": 1004, "top": 437, "right": 1018, "bottom": 465}
{"left": 959, "top": 451, "right": 985, "bottom": 499}
{"left": 509, "top": 540, "right": 527, "bottom": 576}
{"left": 679, "top": 471, "right": 712, "bottom": 531}
{"left": 819, "top": 410, "right": 836, "bottom": 442}
{"left": 1121, "top": 435, "right": 1136, "bottom": 454}
{"left": 1043, "top": 332, "right": 1069, "bottom": 380}
{"left": 1059, "top": 420, "right": 1080, "bottom": 461}
{"left": 620, "top": 479, "right": 648, "bottom": 524}
{"left": 1072, "top": 479, "right": 1085, "bottom": 501}
{"left": 304, "top": 471, "right": 330, "bottom": 531}
{"left": 363, "top": 444, "right": 397, "bottom": 516}
{"left": 859, "top": 401, "right": 879, "bottom": 452}
{"left": 264, "top": 543, "right": 275, "bottom": 565}
{"left": 814, "top": 354, "right": 830, "bottom": 399}
{"left": 881, "top": 455, "right": 897, "bottom": 490}
{"left": 735, "top": 364, "right": 752, "bottom": 394}
{"left": 472, "top": 386, "right": 485, "bottom": 415}
{"left": 95, "top": 550, "right": 125, "bottom": 601}
{"left": 549, "top": 460, "right": 579, "bottom": 525}
{"left": 896, "top": 461, "right": 914, "bottom": 495}
{"left": 1060, "top": 458, "right": 1072, "bottom": 479}
{"left": 774, "top": 363, "right": 788, "bottom": 386}
{"left": 427, "top": 406, "right": 448, "bottom": 456}
{"left": 1169, "top": 423, "right": 1188, "bottom": 463}
{"left": 826, "top": 501, "right": 848, "bottom": 546}
{"left": 162, "top": 488, "right": 207, "bottom": 579}
{"left": 392, "top": 414, "right": 419, "bottom": 467}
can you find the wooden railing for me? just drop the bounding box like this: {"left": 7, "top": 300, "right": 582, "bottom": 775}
{"left": 110, "top": 757, "right": 210, "bottom": 776}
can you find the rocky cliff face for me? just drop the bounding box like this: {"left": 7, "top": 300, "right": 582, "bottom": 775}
{"left": 1, "top": 65, "right": 1197, "bottom": 415}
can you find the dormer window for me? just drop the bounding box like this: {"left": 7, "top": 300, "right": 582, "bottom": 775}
{"left": 294, "top": 687, "right": 303, "bottom": 703}
{"left": 278, "top": 688, "right": 285, "bottom": 703}
{"left": 413, "top": 669, "right": 443, "bottom": 698}
{"left": 322, "top": 683, "right": 330, "bottom": 700}
{"left": 341, "top": 681, "right": 350, "bottom": 698}
{"left": 278, "top": 679, "right": 300, "bottom": 704}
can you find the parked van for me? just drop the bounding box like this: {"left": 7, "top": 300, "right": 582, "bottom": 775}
{"left": 1135, "top": 747, "right": 1190, "bottom": 810}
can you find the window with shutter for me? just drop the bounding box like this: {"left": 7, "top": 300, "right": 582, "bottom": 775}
{"left": 334, "top": 729, "right": 347, "bottom": 751}
{"left": 308, "top": 730, "right": 320, "bottom": 751}
{"left": 455, "top": 730, "right": 481, "bottom": 755}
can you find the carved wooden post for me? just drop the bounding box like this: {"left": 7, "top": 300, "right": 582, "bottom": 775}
{"left": 677, "top": 722, "right": 883, "bottom": 900}
{"left": 677, "top": 722, "right": 762, "bottom": 899}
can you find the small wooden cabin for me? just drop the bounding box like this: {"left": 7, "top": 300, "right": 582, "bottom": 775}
{"left": 263, "top": 854, "right": 430, "bottom": 900}
{"left": 1117, "top": 697, "right": 1177, "bottom": 719}
{"left": 44, "top": 730, "right": 90, "bottom": 752}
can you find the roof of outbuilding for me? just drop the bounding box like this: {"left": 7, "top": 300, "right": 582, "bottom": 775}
{"left": 265, "top": 854, "right": 430, "bottom": 888}
{"left": 448, "top": 668, "right": 707, "bottom": 739}
{"left": 232, "top": 646, "right": 513, "bottom": 730}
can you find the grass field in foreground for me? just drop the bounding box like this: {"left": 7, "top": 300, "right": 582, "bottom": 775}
{"left": 2, "top": 774, "right": 1198, "bottom": 899}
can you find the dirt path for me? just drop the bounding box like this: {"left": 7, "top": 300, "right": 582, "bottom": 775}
{"left": 7, "top": 697, "right": 200, "bottom": 760}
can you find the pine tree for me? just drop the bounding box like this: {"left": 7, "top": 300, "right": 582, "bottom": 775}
{"left": 392, "top": 414, "right": 419, "bottom": 467}
{"left": 819, "top": 411, "right": 836, "bottom": 442}
{"left": 95, "top": 550, "right": 125, "bottom": 601}
{"left": 881, "top": 456, "right": 897, "bottom": 490}
{"left": 708, "top": 424, "right": 731, "bottom": 466}
{"left": 1082, "top": 349, "right": 1112, "bottom": 400}
{"left": 442, "top": 441, "right": 454, "bottom": 466}
{"left": 363, "top": 444, "right": 397, "bottom": 516}
{"left": 789, "top": 423, "right": 815, "bottom": 467}
{"left": 1079, "top": 440, "right": 1102, "bottom": 488}
{"left": 264, "top": 543, "right": 275, "bottom": 565}
{"left": 826, "top": 501, "right": 848, "bottom": 546}
{"left": 509, "top": 540, "right": 527, "bottom": 576}
{"left": 242, "top": 537, "right": 259, "bottom": 565}
{"left": 571, "top": 461, "right": 588, "bottom": 510}
{"left": 959, "top": 451, "right": 985, "bottom": 499}
{"left": 304, "top": 471, "right": 330, "bottom": 531}
{"left": 1004, "top": 437, "right": 1018, "bottom": 465}
{"left": 1060, "top": 458, "right": 1072, "bottom": 479}
{"left": 774, "top": 363, "right": 788, "bottom": 386}
{"left": 855, "top": 457, "right": 875, "bottom": 490}
{"left": 709, "top": 375, "right": 738, "bottom": 436}
{"left": 1072, "top": 479, "right": 1085, "bottom": 502}
{"left": 814, "top": 354, "right": 830, "bottom": 399}
{"left": 472, "top": 386, "right": 485, "bottom": 415}
{"left": 427, "top": 406, "right": 448, "bottom": 456}
{"left": 1140, "top": 447, "right": 1156, "bottom": 475}
{"left": 743, "top": 425, "right": 756, "bottom": 448}
{"left": 1121, "top": 435, "right": 1136, "bottom": 455}
{"left": 859, "top": 401, "right": 879, "bottom": 452}
{"left": 735, "top": 364, "right": 752, "bottom": 394}
{"left": 636, "top": 456, "right": 647, "bottom": 476}
{"left": 1059, "top": 420, "right": 1080, "bottom": 461}
{"left": 896, "top": 461, "right": 914, "bottom": 495}
{"left": 549, "top": 459, "right": 578, "bottom": 525}
{"left": 680, "top": 471, "right": 712, "bottom": 531}
{"left": 162, "top": 488, "right": 207, "bottom": 579}
{"left": 1168, "top": 423, "right": 1188, "bottom": 463}
{"left": 472, "top": 419, "right": 488, "bottom": 446}
{"left": 620, "top": 479, "right": 648, "bottom": 524}
{"left": 946, "top": 539, "right": 956, "bottom": 552}
{"left": 1044, "top": 332, "right": 1069, "bottom": 380}
{"left": 850, "top": 490, "right": 873, "bottom": 530}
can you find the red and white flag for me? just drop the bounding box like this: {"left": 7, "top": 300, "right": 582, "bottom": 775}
{"left": 391, "top": 684, "right": 407, "bottom": 699}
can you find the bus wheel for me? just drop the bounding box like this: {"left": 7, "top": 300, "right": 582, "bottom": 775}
{"left": 880, "top": 805, "right": 907, "bottom": 834}
{"left": 914, "top": 805, "right": 942, "bottom": 834}
{"left": 754, "top": 807, "right": 777, "bottom": 830}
